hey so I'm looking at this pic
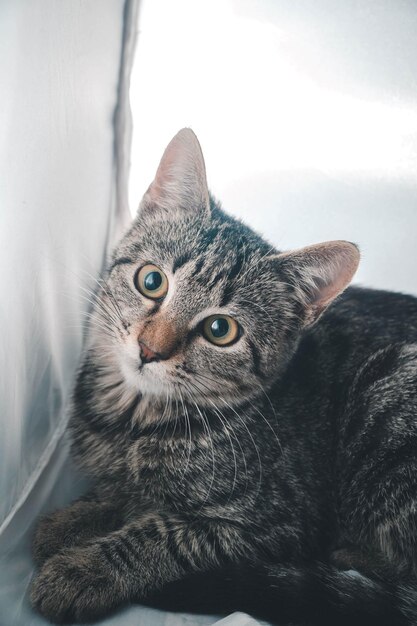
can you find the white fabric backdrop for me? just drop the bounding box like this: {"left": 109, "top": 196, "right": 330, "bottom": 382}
{"left": 0, "top": 0, "right": 126, "bottom": 535}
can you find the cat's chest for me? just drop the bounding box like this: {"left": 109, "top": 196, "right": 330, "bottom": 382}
{"left": 126, "top": 430, "right": 205, "bottom": 475}
{"left": 125, "top": 428, "right": 216, "bottom": 506}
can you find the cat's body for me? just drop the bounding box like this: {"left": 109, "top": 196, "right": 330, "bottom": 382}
{"left": 31, "top": 130, "right": 417, "bottom": 626}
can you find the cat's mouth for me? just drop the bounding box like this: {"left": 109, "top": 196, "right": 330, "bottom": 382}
{"left": 118, "top": 353, "right": 222, "bottom": 406}
{"left": 138, "top": 364, "right": 174, "bottom": 396}
{"left": 117, "top": 344, "right": 241, "bottom": 408}
{"left": 118, "top": 351, "right": 182, "bottom": 399}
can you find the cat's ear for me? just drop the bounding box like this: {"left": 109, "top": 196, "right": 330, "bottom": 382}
{"left": 138, "top": 128, "right": 210, "bottom": 218}
{"left": 268, "top": 241, "right": 360, "bottom": 326}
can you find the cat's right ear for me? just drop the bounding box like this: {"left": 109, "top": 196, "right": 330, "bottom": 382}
{"left": 267, "top": 241, "right": 360, "bottom": 326}
{"left": 137, "top": 128, "right": 210, "bottom": 220}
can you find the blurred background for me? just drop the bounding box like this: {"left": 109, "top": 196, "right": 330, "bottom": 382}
{"left": 129, "top": 0, "right": 417, "bottom": 294}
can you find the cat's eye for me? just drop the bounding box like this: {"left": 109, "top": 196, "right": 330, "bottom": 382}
{"left": 135, "top": 264, "right": 168, "bottom": 299}
{"left": 202, "top": 315, "right": 240, "bottom": 346}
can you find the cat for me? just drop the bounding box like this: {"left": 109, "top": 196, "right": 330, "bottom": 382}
{"left": 30, "top": 128, "right": 417, "bottom": 626}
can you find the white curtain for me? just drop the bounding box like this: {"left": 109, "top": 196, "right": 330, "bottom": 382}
{"left": 0, "top": 1, "right": 135, "bottom": 623}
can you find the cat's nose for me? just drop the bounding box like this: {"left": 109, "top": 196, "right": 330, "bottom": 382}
{"left": 138, "top": 341, "right": 160, "bottom": 364}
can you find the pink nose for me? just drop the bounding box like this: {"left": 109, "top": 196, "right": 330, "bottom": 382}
{"left": 138, "top": 341, "right": 160, "bottom": 364}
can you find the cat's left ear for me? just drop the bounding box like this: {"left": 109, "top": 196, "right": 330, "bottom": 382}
{"left": 268, "top": 241, "right": 360, "bottom": 326}
{"left": 139, "top": 128, "right": 210, "bottom": 218}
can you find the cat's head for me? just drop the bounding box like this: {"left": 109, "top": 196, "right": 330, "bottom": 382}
{"left": 89, "top": 129, "right": 359, "bottom": 410}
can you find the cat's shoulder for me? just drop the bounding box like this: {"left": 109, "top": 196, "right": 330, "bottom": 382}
{"left": 319, "top": 285, "right": 417, "bottom": 342}
{"left": 332, "top": 285, "right": 417, "bottom": 318}
{"left": 339, "top": 285, "right": 417, "bottom": 306}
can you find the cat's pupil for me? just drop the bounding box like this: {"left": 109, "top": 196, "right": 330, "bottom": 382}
{"left": 211, "top": 318, "right": 229, "bottom": 338}
{"left": 144, "top": 271, "right": 162, "bottom": 291}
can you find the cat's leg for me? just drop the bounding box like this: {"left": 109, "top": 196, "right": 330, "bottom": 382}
{"left": 32, "top": 488, "right": 125, "bottom": 567}
{"left": 30, "top": 511, "right": 250, "bottom": 623}
{"left": 339, "top": 343, "right": 417, "bottom": 573}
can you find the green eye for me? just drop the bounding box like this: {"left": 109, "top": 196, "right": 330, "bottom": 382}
{"left": 136, "top": 264, "right": 168, "bottom": 299}
{"left": 202, "top": 315, "right": 240, "bottom": 346}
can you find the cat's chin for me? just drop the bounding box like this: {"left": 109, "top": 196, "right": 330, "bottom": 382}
{"left": 117, "top": 352, "right": 181, "bottom": 402}
{"left": 137, "top": 367, "right": 174, "bottom": 398}
{"left": 116, "top": 352, "right": 245, "bottom": 408}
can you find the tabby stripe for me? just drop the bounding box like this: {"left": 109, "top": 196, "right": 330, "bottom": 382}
{"left": 166, "top": 531, "right": 196, "bottom": 571}
{"left": 116, "top": 535, "right": 138, "bottom": 568}
{"left": 109, "top": 257, "right": 133, "bottom": 271}
{"left": 228, "top": 250, "right": 245, "bottom": 282}
{"left": 361, "top": 439, "right": 417, "bottom": 486}
{"left": 342, "top": 347, "right": 401, "bottom": 445}
{"left": 128, "top": 518, "right": 166, "bottom": 544}
{"left": 198, "top": 527, "right": 218, "bottom": 563}
{"left": 112, "top": 542, "right": 131, "bottom": 568}
{"left": 248, "top": 339, "right": 264, "bottom": 379}
{"left": 343, "top": 391, "right": 410, "bottom": 452}
{"left": 220, "top": 283, "right": 234, "bottom": 307}
{"left": 84, "top": 394, "right": 141, "bottom": 439}
{"left": 139, "top": 523, "right": 158, "bottom": 542}
{"left": 126, "top": 526, "right": 145, "bottom": 546}
{"left": 205, "top": 269, "right": 226, "bottom": 290}
{"left": 190, "top": 258, "right": 205, "bottom": 278}
{"left": 357, "top": 346, "right": 401, "bottom": 390}
{"left": 199, "top": 225, "right": 221, "bottom": 249}
{"left": 173, "top": 252, "right": 192, "bottom": 272}
{"left": 342, "top": 407, "right": 400, "bottom": 484}
{"left": 100, "top": 541, "right": 121, "bottom": 569}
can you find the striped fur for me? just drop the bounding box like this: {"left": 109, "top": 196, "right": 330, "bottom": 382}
{"left": 31, "top": 130, "right": 417, "bottom": 624}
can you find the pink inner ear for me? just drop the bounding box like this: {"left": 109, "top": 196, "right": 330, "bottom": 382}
{"left": 148, "top": 134, "right": 187, "bottom": 203}
{"left": 151, "top": 138, "right": 182, "bottom": 196}
{"left": 146, "top": 128, "right": 209, "bottom": 211}
{"left": 272, "top": 240, "right": 360, "bottom": 324}
{"left": 304, "top": 241, "right": 360, "bottom": 315}
{"left": 314, "top": 275, "right": 349, "bottom": 311}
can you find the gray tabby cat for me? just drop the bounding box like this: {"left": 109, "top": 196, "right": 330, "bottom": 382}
{"left": 31, "top": 129, "right": 417, "bottom": 626}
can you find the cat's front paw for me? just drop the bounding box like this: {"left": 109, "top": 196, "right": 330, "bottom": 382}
{"left": 32, "top": 500, "right": 121, "bottom": 567}
{"left": 30, "top": 548, "right": 122, "bottom": 623}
